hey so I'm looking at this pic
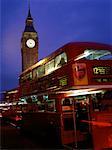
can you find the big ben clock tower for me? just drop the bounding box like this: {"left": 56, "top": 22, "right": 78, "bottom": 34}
{"left": 21, "top": 7, "right": 38, "bottom": 71}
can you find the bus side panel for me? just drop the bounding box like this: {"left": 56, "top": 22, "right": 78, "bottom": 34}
{"left": 91, "top": 112, "right": 112, "bottom": 150}
{"left": 61, "top": 130, "right": 85, "bottom": 145}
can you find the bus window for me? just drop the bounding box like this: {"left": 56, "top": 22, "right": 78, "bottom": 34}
{"left": 58, "top": 57, "right": 66, "bottom": 66}
{"left": 92, "top": 91, "right": 112, "bottom": 112}
{"left": 62, "top": 98, "right": 73, "bottom": 112}
{"left": 55, "top": 52, "right": 67, "bottom": 69}
{"left": 46, "top": 99, "right": 56, "bottom": 112}
{"left": 103, "top": 90, "right": 112, "bottom": 99}
{"left": 45, "top": 59, "right": 55, "bottom": 75}
{"left": 85, "top": 49, "right": 112, "bottom": 60}
{"left": 29, "top": 72, "right": 32, "bottom": 80}
{"left": 32, "top": 68, "right": 38, "bottom": 79}
{"left": 37, "top": 100, "right": 45, "bottom": 112}
{"left": 63, "top": 98, "right": 71, "bottom": 106}
{"left": 100, "top": 54, "right": 112, "bottom": 60}
{"left": 75, "top": 49, "right": 112, "bottom": 60}
{"left": 37, "top": 65, "right": 45, "bottom": 78}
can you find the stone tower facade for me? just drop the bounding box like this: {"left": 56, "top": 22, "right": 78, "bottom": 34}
{"left": 21, "top": 8, "right": 38, "bottom": 71}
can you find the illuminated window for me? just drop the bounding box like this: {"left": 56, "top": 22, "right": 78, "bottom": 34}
{"left": 55, "top": 52, "right": 67, "bottom": 69}
{"left": 37, "top": 100, "right": 45, "bottom": 112}
{"left": 85, "top": 49, "right": 112, "bottom": 60}
{"left": 99, "top": 53, "right": 112, "bottom": 60}
{"left": 31, "top": 95, "right": 38, "bottom": 102}
{"left": 62, "top": 98, "right": 73, "bottom": 112}
{"left": 46, "top": 99, "right": 56, "bottom": 112}
{"left": 75, "top": 49, "right": 112, "bottom": 60}
{"left": 29, "top": 72, "right": 32, "bottom": 79}
{"left": 32, "top": 68, "right": 38, "bottom": 79}
{"left": 45, "top": 59, "right": 55, "bottom": 75}
{"left": 37, "top": 65, "right": 45, "bottom": 77}
{"left": 25, "top": 72, "right": 32, "bottom": 80}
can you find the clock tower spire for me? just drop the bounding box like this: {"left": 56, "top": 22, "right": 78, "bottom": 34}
{"left": 21, "top": 2, "right": 38, "bottom": 71}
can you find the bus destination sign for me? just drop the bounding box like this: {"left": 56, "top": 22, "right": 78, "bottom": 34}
{"left": 93, "top": 66, "right": 112, "bottom": 75}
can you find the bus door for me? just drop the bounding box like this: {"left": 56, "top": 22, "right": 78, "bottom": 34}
{"left": 73, "top": 96, "right": 92, "bottom": 149}
{"left": 61, "top": 96, "right": 92, "bottom": 149}
{"left": 61, "top": 97, "right": 75, "bottom": 145}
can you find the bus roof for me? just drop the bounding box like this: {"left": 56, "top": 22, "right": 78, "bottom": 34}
{"left": 20, "top": 42, "right": 112, "bottom": 76}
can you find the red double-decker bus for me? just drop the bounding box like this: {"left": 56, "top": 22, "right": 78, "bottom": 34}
{"left": 19, "top": 42, "right": 112, "bottom": 149}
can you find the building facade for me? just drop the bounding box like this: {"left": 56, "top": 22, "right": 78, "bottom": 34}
{"left": 4, "top": 88, "right": 19, "bottom": 103}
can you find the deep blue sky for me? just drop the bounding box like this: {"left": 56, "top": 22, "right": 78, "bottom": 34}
{"left": 1, "top": 0, "right": 112, "bottom": 94}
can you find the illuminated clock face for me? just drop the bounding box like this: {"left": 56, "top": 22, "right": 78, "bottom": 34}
{"left": 26, "top": 39, "right": 35, "bottom": 48}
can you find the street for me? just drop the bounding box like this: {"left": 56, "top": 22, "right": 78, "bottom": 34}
{"left": 1, "top": 120, "right": 64, "bottom": 150}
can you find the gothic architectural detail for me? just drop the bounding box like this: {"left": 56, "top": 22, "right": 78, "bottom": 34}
{"left": 21, "top": 8, "right": 38, "bottom": 71}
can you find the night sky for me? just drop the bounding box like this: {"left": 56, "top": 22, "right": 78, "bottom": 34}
{"left": 1, "top": 0, "right": 112, "bottom": 96}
